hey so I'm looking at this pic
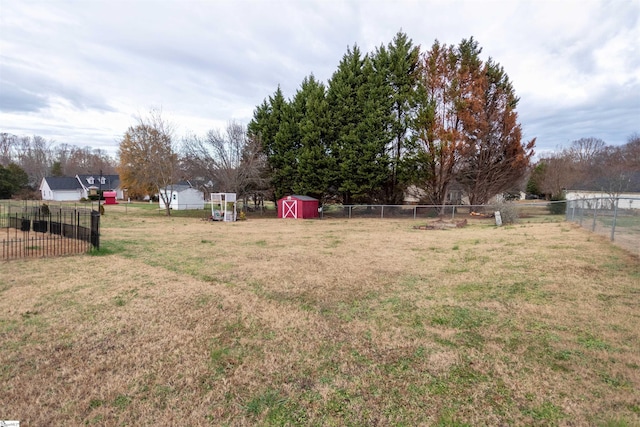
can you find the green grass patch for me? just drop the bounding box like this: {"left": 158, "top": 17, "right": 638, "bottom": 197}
{"left": 577, "top": 333, "right": 611, "bottom": 351}
{"left": 524, "top": 401, "right": 565, "bottom": 423}
{"left": 431, "top": 305, "right": 493, "bottom": 329}
{"left": 113, "top": 394, "right": 132, "bottom": 410}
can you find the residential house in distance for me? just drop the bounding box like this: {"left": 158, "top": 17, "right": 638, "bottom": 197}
{"left": 39, "top": 177, "right": 85, "bottom": 201}
{"left": 76, "top": 174, "right": 123, "bottom": 200}
{"left": 565, "top": 171, "right": 640, "bottom": 210}
{"left": 40, "top": 174, "right": 122, "bottom": 201}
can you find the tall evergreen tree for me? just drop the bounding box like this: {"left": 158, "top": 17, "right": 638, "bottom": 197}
{"left": 247, "top": 87, "right": 290, "bottom": 201}
{"left": 373, "top": 31, "right": 421, "bottom": 203}
{"left": 270, "top": 98, "right": 301, "bottom": 200}
{"left": 0, "top": 163, "right": 29, "bottom": 198}
{"left": 327, "top": 45, "right": 390, "bottom": 204}
{"left": 292, "top": 75, "right": 332, "bottom": 201}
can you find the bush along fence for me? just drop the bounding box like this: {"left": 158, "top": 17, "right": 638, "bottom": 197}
{"left": 0, "top": 201, "right": 100, "bottom": 260}
{"left": 565, "top": 197, "right": 640, "bottom": 256}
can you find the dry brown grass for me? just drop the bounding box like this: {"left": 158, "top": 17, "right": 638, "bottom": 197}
{"left": 1, "top": 206, "right": 639, "bottom": 426}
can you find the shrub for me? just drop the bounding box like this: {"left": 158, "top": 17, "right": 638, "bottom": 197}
{"left": 548, "top": 195, "right": 566, "bottom": 215}
{"left": 494, "top": 201, "right": 519, "bottom": 224}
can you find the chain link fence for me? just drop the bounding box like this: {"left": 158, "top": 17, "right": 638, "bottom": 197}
{"left": 565, "top": 197, "right": 640, "bottom": 256}
{"left": 319, "top": 202, "right": 554, "bottom": 221}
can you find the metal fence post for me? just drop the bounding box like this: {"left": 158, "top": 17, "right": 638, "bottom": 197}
{"left": 592, "top": 200, "right": 598, "bottom": 232}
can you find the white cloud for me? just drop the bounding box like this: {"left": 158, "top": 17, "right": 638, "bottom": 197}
{"left": 0, "top": 0, "right": 638, "bottom": 156}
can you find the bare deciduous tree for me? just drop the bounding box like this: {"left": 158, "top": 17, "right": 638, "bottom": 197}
{"left": 566, "top": 137, "right": 606, "bottom": 165}
{"left": 15, "top": 135, "right": 53, "bottom": 187}
{"left": 537, "top": 153, "right": 577, "bottom": 198}
{"left": 0, "top": 133, "right": 18, "bottom": 167}
{"left": 118, "top": 110, "right": 179, "bottom": 215}
{"left": 182, "top": 121, "right": 268, "bottom": 205}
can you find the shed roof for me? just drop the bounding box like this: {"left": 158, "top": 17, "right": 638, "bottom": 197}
{"left": 161, "top": 184, "right": 195, "bottom": 193}
{"left": 282, "top": 195, "right": 318, "bottom": 201}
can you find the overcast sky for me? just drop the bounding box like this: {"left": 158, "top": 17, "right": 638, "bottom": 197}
{"left": 1, "top": 0, "right": 638, "bottom": 157}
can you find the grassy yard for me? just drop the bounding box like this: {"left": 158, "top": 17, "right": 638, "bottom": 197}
{"left": 1, "top": 205, "right": 639, "bottom": 426}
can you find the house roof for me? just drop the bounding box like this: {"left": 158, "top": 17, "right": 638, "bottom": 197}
{"left": 43, "top": 177, "right": 83, "bottom": 191}
{"left": 76, "top": 174, "right": 121, "bottom": 190}
{"left": 571, "top": 171, "right": 640, "bottom": 193}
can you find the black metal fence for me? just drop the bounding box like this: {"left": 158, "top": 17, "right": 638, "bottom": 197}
{"left": 1, "top": 201, "right": 100, "bottom": 260}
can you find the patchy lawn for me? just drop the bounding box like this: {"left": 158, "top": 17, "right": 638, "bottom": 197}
{"left": 1, "top": 210, "right": 638, "bottom": 425}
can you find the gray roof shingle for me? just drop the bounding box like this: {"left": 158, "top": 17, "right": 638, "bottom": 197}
{"left": 44, "top": 177, "right": 83, "bottom": 191}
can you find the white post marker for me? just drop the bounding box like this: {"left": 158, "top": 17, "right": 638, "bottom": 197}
{"left": 494, "top": 211, "right": 502, "bottom": 226}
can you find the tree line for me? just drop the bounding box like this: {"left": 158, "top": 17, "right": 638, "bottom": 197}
{"left": 117, "top": 32, "right": 535, "bottom": 215}
{"left": 247, "top": 32, "right": 535, "bottom": 206}
{"left": 0, "top": 132, "right": 116, "bottom": 198}
{"left": 6, "top": 31, "right": 636, "bottom": 210}
{"left": 527, "top": 135, "right": 640, "bottom": 200}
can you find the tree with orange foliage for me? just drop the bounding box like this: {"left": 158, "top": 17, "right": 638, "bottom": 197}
{"left": 457, "top": 53, "right": 535, "bottom": 205}
{"left": 406, "top": 40, "right": 465, "bottom": 207}
{"left": 117, "top": 110, "right": 179, "bottom": 215}
{"left": 409, "top": 38, "right": 535, "bottom": 206}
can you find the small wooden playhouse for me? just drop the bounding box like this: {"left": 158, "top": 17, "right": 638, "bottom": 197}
{"left": 103, "top": 191, "right": 118, "bottom": 205}
{"left": 278, "top": 195, "right": 319, "bottom": 219}
{"left": 211, "top": 193, "right": 237, "bottom": 221}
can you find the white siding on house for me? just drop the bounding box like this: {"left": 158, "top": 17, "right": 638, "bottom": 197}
{"left": 159, "top": 188, "right": 205, "bottom": 210}
{"left": 52, "top": 190, "right": 84, "bottom": 201}
{"left": 39, "top": 179, "right": 83, "bottom": 201}
{"left": 565, "top": 191, "right": 640, "bottom": 210}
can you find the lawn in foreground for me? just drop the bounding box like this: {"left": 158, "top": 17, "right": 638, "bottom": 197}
{"left": 1, "top": 211, "right": 639, "bottom": 426}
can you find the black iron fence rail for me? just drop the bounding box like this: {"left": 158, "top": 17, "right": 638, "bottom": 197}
{"left": 1, "top": 201, "right": 100, "bottom": 260}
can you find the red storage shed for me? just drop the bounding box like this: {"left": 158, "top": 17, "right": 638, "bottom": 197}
{"left": 103, "top": 191, "right": 118, "bottom": 205}
{"left": 278, "top": 195, "right": 319, "bottom": 219}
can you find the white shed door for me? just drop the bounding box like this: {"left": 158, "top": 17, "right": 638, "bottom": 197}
{"left": 283, "top": 199, "right": 297, "bottom": 218}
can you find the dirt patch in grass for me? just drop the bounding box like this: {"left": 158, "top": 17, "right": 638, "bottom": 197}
{"left": 1, "top": 214, "right": 638, "bottom": 425}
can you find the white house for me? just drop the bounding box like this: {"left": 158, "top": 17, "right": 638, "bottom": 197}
{"left": 76, "top": 174, "right": 123, "bottom": 199}
{"left": 40, "top": 174, "right": 123, "bottom": 201}
{"left": 159, "top": 184, "right": 205, "bottom": 210}
{"left": 39, "top": 177, "right": 85, "bottom": 201}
